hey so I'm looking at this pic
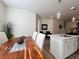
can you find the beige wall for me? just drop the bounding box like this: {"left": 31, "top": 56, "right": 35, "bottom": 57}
{"left": 41, "top": 18, "right": 53, "bottom": 33}
{"left": 0, "top": 1, "right": 6, "bottom": 31}
{"left": 5, "top": 7, "right": 36, "bottom": 37}
{"left": 40, "top": 18, "right": 64, "bottom": 34}
{"left": 52, "top": 19, "right": 64, "bottom": 34}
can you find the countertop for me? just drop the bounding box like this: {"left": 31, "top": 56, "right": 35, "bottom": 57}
{"left": 49, "top": 34, "right": 78, "bottom": 40}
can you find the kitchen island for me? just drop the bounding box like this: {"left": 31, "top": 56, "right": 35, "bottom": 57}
{"left": 50, "top": 34, "right": 78, "bottom": 59}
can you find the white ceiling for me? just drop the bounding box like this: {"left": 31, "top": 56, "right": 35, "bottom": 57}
{"left": 1, "top": 0, "right": 79, "bottom": 20}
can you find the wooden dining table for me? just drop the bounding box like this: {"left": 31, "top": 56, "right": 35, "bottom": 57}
{"left": 0, "top": 37, "right": 45, "bottom": 59}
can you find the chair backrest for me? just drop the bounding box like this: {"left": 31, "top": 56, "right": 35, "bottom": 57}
{"left": 0, "top": 32, "right": 8, "bottom": 45}
{"left": 32, "top": 32, "right": 38, "bottom": 41}
{"left": 36, "top": 33, "right": 45, "bottom": 50}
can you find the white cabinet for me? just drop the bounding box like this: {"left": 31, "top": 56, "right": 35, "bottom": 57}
{"left": 50, "top": 34, "right": 77, "bottom": 59}
{"left": 63, "top": 39, "right": 77, "bottom": 58}
{"left": 77, "top": 37, "right": 79, "bottom": 49}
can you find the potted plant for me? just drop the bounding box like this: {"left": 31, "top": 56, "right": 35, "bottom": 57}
{"left": 3, "top": 23, "right": 13, "bottom": 39}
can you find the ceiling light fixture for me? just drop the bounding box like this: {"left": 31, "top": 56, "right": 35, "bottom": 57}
{"left": 57, "top": 0, "right": 62, "bottom": 19}
{"left": 70, "top": 7, "right": 76, "bottom": 22}
{"left": 70, "top": 7, "right": 76, "bottom": 10}
{"left": 72, "top": 17, "right": 76, "bottom": 22}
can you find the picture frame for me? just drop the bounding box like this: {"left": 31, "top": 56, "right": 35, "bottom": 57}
{"left": 41, "top": 24, "right": 48, "bottom": 30}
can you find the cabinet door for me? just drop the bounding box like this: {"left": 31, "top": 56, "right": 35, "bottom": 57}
{"left": 68, "top": 38, "right": 77, "bottom": 55}
{"left": 63, "top": 39, "right": 72, "bottom": 58}
{"left": 77, "top": 37, "right": 79, "bottom": 49}
{"left": 72, "top": 39, "right": 77, "bottom": 53}
{"left": 63, "top": 38, "right": 77, "bottom": 58}
{"left": 63, "top": 40, "right": 68, "bottom": 58}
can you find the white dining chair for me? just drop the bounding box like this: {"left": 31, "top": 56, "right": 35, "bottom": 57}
{"left": 32, "top": 32, "right": 38, "bottom": 41}
{"left": 0, "top": 32, "right": 8, "bottom": 45}
{"left": 36, "top": 33, "right": 45, "bottom": 50}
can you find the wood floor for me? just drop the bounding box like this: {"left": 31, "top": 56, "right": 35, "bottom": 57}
{"left": 43, "top": 39, "right": 79, "bottom": 59}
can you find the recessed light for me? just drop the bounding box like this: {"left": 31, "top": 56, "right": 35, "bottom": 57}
{"left": 70, "top": 7, "right": 76, "bottom": 10}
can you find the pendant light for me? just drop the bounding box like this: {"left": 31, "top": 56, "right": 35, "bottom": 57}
{"left": 70, "top": 7, "right": 76, "bottom": 22}
{"left": 57, "top": 0, "right": 62, "bottom": 19}
{"left": 72, "top": 17, "right": 76, "bottom": 22}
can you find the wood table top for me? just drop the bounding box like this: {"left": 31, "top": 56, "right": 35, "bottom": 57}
{"left": 0, "top": 37, "right": 45, "bottom": 59}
